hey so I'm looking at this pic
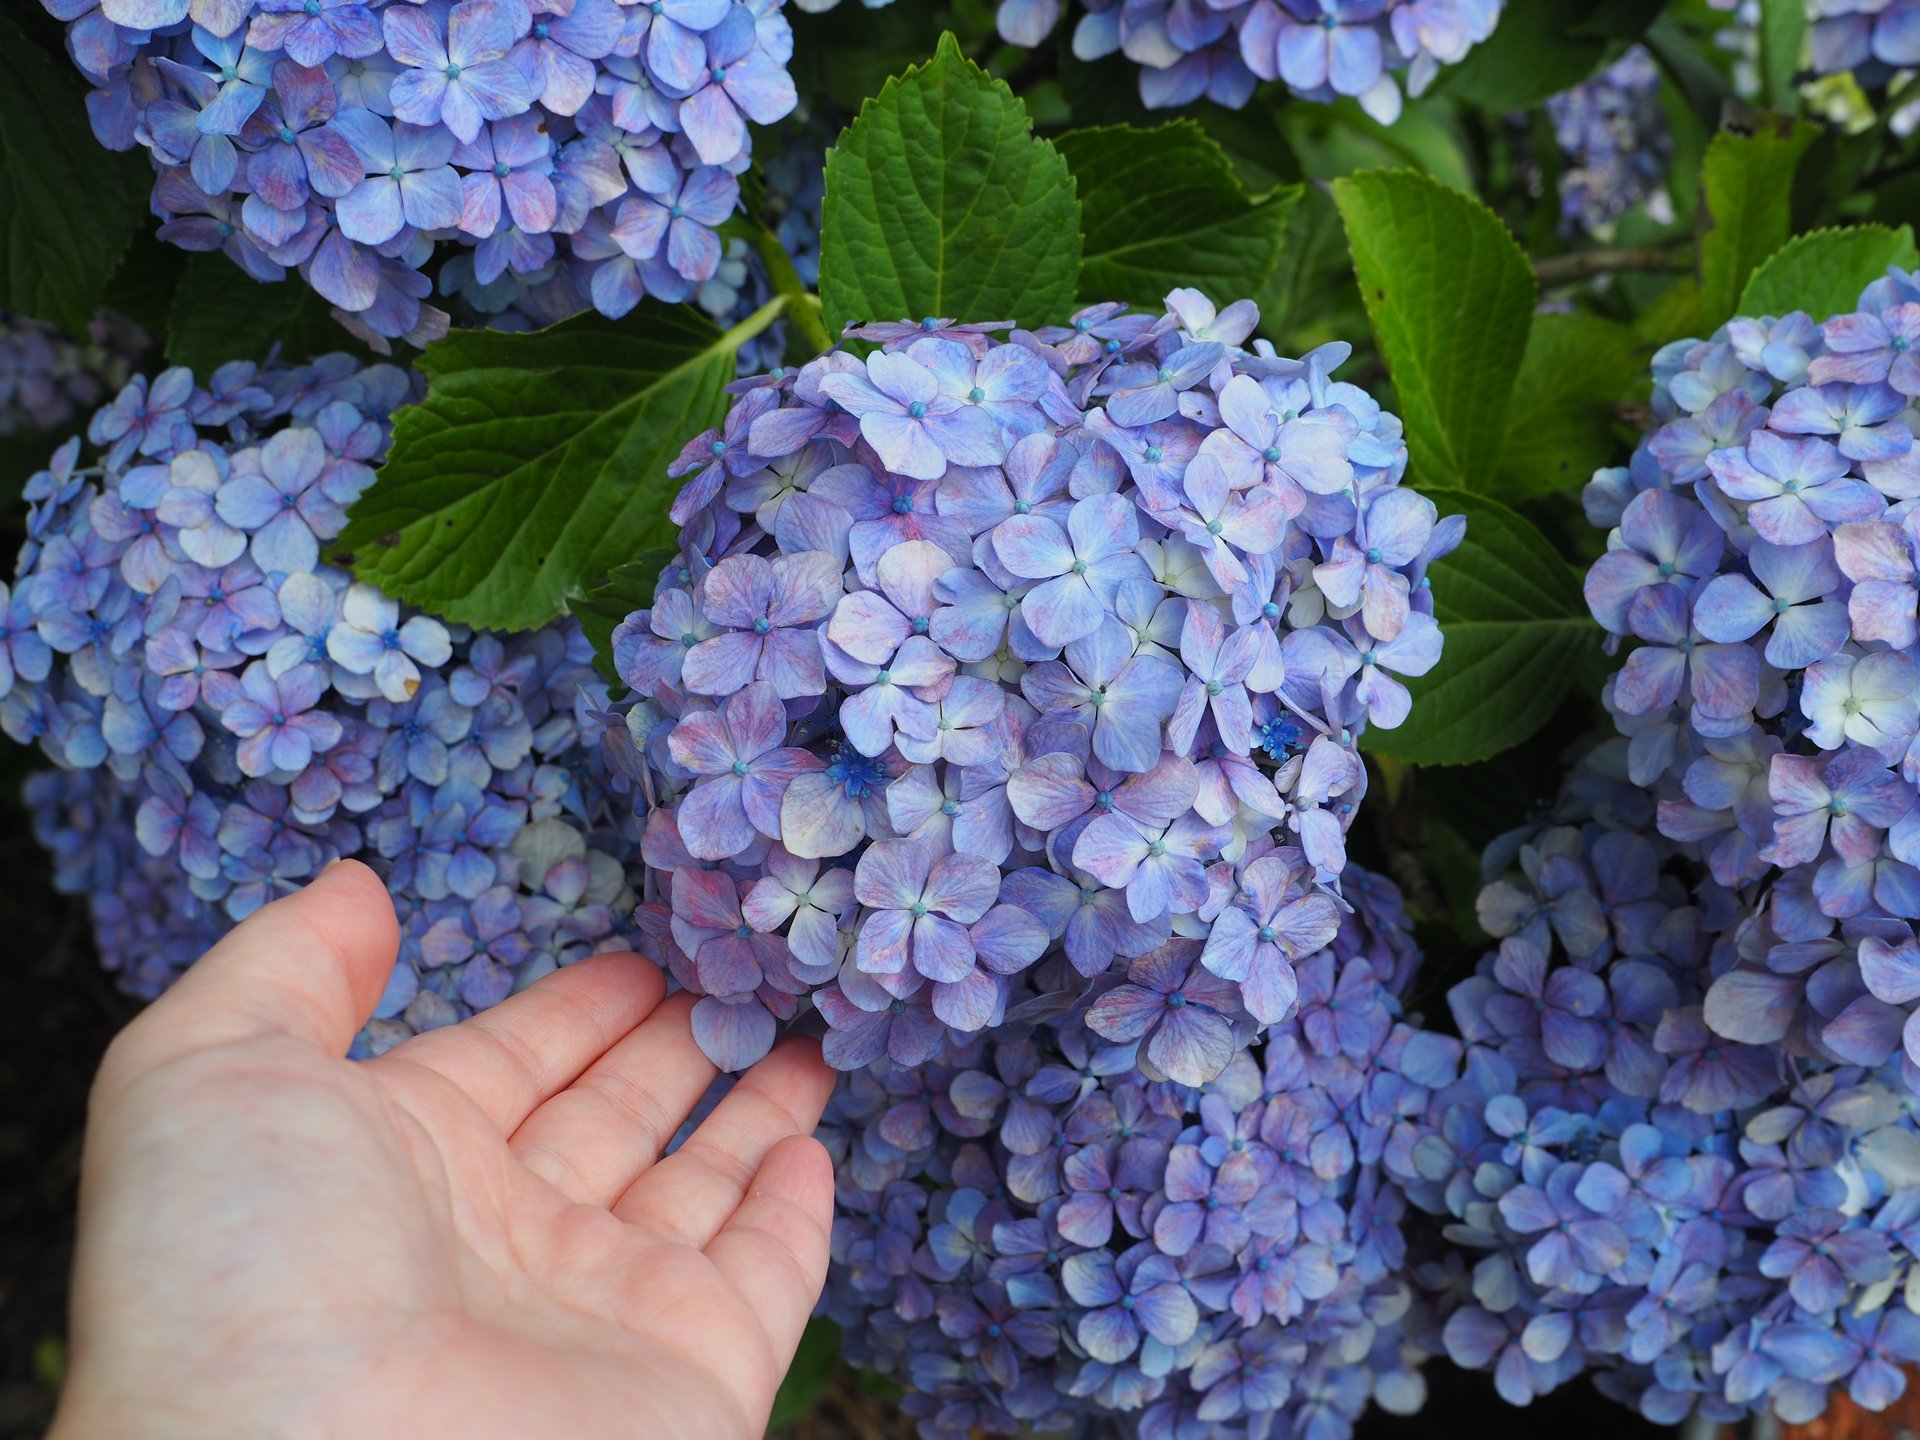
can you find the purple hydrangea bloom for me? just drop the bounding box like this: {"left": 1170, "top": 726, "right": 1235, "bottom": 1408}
{"left": 40, "top": 0, "right": 801, "bottom": 338}
{"left": 9, "top": 353, "right": 643, "bottom": 1053}
{"left": 613, "top": 291, "right": 1452, "bottom": 1074}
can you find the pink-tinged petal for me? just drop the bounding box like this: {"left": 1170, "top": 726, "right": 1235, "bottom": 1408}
{"left": 681, "top": 630, "right": 762, "bottom": 696}
{"left": 769, "top": 550, "right": 844, "bottom": 626}
{"left": 856, "top": 838, "right": 933, "bottom": 910}
{"left": 925, "top": 852, "right": 1000, "bottom": 923}
{"left": 933, "top": 969, "right": 1001, "bottom": 1031}
{"left": 970, "top": 905, "right": 1049, "bottom": 975}
{"left": 993, "top": 513, "right": 1075, "bottom": 580}
{"left": 690, "top": 994, "right": 777, "bottom": 1071}
{"left": 1006, "top": 750, "right": 1093, "bottom": 829}
{"left": 828, "top": 589, "right": 909, "bottom": 665}
{"left": 855, "top": 906, "right": 914, "bottom": 976}
{"left": 1116, "top": 754, "right": 1199, "bottom": 826}
{"left": 1239, "top": 955, "right": 1299, "bottom": 1024}
{"left": 702, "top": 553, "right": 775, "bottom": 628}
{"left": 678, "top": 775, "right": 755, "bottom": 861}
{"left": 1073, "top": 813, "right": 1147, "bottom": 888}
{"left": 1611, "top": 645, "right": 1685, "bottom": 715}
{"left": 1149, "top": 1005, "right": 1233, "bottom": 1085}
{"left": 911, "top": 913, "right": 976, "bottom": 983}
{"left": 779, "top": 771, "right": 865, "bottom": 859}
{"left": 672, "top": 865, "right": 742, "bottom": 932}
{"left": 666, "top": 707, "right": 736, "bottom": 773}
{"left": 755, "top": 628, "right": 826, "bottom": 700}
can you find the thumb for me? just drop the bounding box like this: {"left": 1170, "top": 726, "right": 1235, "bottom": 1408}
{"left": 115, "top": 861, "right": 400, "bottom": 1065}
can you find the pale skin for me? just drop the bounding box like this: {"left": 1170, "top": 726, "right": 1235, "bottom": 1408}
{"left": 49, "top": 860, "right": 838, "bottom": 1440}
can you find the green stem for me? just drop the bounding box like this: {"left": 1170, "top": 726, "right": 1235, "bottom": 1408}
{"left": 715, "top": 293, "right": 792, "bottom": 362}
{"left": 743, "top": 220, "right": 833, "bottom": 358}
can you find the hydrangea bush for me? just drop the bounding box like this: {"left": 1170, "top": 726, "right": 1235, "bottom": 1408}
{"left": 1407, "top": 741, "right": 1920, "bottom": 1426}
{"left": 20, "top": 2, "right": 1920, "bottom": 1436}
{"left": 3, "top": 354, "right": 643, "bottom": 1050}
{"left": 0, "top": 311, "right": 149, "bottom": 440}
{"left": 1041, "top": 0, "right": 1507, "bottom": 119}
{"left": 40, "top": 0, "right": 800, "bottom": 341}
{"left": 1541, "top": 46, "right": 1672, "bottom": 237}
{"left": 1583, "top": 267, "right": 1920, "bottom": 1088}
{"left": 820, "top": 867, "right": 1450, "bottom": 1440}
{"left": 601, "top": 288, "right": 1455, "bottom": 1072}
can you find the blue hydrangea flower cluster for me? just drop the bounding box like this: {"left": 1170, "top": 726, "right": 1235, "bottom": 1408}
{"left": 820, "top": 866, "right": 1453, "bottom": 1440}
{"left": 42, "top": 0, "right": 799, "bottom": 343}
{"left": 5, "top": 354, "right": 644, "bottom": 1052}
{"left": 1582, "top": 267, "right": 1920, "bottom": 1088}
{"left": 1399, "top": 742, "right": 1920, "bottom": 1426}
{"left": 0, "top": 310, "right": 148, "bottom": 439}
{"left": 1001, "top": 0, "right": 1505, "bottom": 122}
{"left": 1542, "top": 46, "right": 1672, "bottom": 238}
{"left": 603, "top": 288, "right": 1456, "bottom": 1074}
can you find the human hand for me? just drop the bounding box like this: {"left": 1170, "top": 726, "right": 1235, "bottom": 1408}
{"left": 50, "top": 861, "right": 837, "bottom": 1440}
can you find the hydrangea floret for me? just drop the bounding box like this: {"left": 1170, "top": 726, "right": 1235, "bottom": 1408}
{"left": 40, "top": 0, "right": 801, "bottom": 342}
{"left": 5, "top": 354, "right": 642, "bottom": 1051}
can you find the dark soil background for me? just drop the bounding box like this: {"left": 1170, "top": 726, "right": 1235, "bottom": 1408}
{"left": 0, "top": 816, "right": 139, "bottom": 1439}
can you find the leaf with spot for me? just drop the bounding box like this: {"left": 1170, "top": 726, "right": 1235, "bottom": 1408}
{"left": 1363, "top": 490, "right": 1600, "bottom": 767}
{"left": 1331, "top": 169, "right": 1536, "bottom": 492}
{"left": 337, "top": 300, "right": 782, "bottom": 632}
{"left": 819, "top": 32, "right": 1081, "bottom": 336}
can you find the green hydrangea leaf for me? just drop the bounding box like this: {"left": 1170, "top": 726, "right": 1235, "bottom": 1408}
{"left": 0, "top": 13, "right": 151, "bottom": 335}
{"left": 1698, "top": 120, "right": 1819, "bottom": 329}
{"left": 819, "top": 32, "right": 1081, "bottom": 337}
{"left": 767, "top": 1320, "right": 842, "bottom": 1432}
{"left": 1331, "top": 169, "right": 1536, "bottom": 492}
{"left": 1055, "top": 121, "right": 1300, "bottom": 311}
{"left": 1757, "top": 0, "right": 1809, "bottom": 112}
{"left": 166, "top": 253, "right": 369, "bottom": 373}
{"left": 1431, "top": 0, "right": 1664, "bottom": 110}
{"left": 337, "top": 299, "right": 782, "bottom": 632}
{"left": 1737, "top": 224, "right": 1920, "bottom": 321}
{"left": 570, "top": 551, "right": 676, "bottom": 690}
{"left": 1495, "top": 312, "right": 1645, "bottom": 500}
{"left": 1362, "top": 490, "right": 1600, "bottom": 767}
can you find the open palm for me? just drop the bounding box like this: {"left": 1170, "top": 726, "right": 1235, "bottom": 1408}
{"left": 53, "top": 862, "right": 836, "bottom": 1440}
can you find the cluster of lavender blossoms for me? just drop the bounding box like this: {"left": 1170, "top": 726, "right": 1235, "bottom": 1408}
{"left": 0, "top": 310, "right": 149, "bottom": 439}
{"left": 819, "top": 869, "right": 1450, "bottom": 1440}
{"left": 1541, "top": 46, "right": 1672, "bottom": 239}
{"left": 1582, "top": 267, "right": 1920, "bottom": 1087}
{"left": 606, "top": 288, "right": 1456, "bottom": 1076}
{"left": 787, "top": 0, "right": 1505, "bottom": 121}
{"left": 5, "top": 355, "right": 643, "bottom": 1051}
{"left": 1706, "top": 0, "right": 1918, "bottom": 83}
{"left": 1400, "top": 743, "right": 1920, "bottom": 1425}
{"left": 1396, "top": 269, "right": 1920, "bottom": 1424}
{"left": 43, "top": 0, "right": 799, "bottom": 343}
